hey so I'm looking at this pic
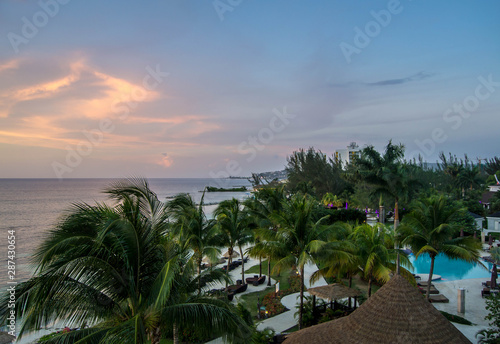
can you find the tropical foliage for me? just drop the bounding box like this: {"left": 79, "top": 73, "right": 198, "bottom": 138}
{"left": 285, "top": 147, "right": 348, "bottom": 198}
{"left": 0, "top": 179, "right": 249, "bottom": 344}
{"left": 2, "top": 140, "right": 496, "bottom": 340}
{"left": 400, "top": 195, "right": 482, "bottom": 299}
{"left": 477, "top": 293, "right": 500, "bottom": 343}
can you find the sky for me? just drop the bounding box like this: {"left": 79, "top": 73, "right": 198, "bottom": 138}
{"left": 0, "top": 0, "right": 499, "bottom": 179}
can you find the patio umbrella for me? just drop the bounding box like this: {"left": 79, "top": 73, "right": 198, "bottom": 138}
{"left": 492, "top": 264, "right": 498, "bottom": 289}
{"left": 0, "top": 331, "right": 15, "bottom": 344}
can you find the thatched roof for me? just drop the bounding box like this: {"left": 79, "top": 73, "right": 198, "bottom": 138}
{"left": 308, "top": 283, "right": 361, "bottom": 301}
{"left": 223, "top": 250, "right": 239, "bottom": 258}
{"left": 0, "top": 331, "right": 15, "bottom": 344}
{"left": 284, "top": 274, "right": 471, "bottom": 344}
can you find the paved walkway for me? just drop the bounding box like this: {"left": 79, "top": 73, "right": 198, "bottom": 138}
{"left": 207, "top": 260, "right": 327, "bottom": 343}
{"left": 256, "top": 261, "right": 328, "bottom": 333}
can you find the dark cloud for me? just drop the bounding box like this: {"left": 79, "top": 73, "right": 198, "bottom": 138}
{"left": 366, "top": 71, "right": 435, "bottom": 86}
{"left": 330, "top": 71, "right": 435, "bottom": 89}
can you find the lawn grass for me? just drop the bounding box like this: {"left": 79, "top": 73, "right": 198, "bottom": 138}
{"left": 239, "top": 286, "right": 277, "bottom": 317}
{"left": 245, "top": 259, "right": 293, "bottom": 290}
{"left": 239, "top": 260, "right": 296, "bottom": 319}
{"left": 284, "top": 325, "right": 299, "bottom": 333}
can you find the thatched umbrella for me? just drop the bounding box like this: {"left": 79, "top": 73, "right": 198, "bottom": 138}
{"left": 308, "top": 284, "right": 362, "bottom": 301}
{"left": 0, "top": 331, "right": 15, "bottom": 344}
{"left": 308, "top": 284, "right": 362, "bottom": 311}
{"left": 223, "top": 250, "right": 240, "bottom": 259}
{"left": 284, "top": 274, "right": 471, "bottom": 344}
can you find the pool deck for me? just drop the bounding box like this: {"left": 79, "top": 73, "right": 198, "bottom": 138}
{"left": 252, "top": 248, "right": 496, "bottom": 344}
{"left": 431, "top": 278, "right": 490, "bottom": 343}
{"left": 204, "top": 250, "right": 497, "bottom": 344}
{"left": 414, "top": 273, "right": 442, "bottom": 281}
{"left": 410, "top": 249, "right": 495, "bottom": 343}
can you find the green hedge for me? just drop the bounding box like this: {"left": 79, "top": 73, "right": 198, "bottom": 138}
{"left": 313, "top": 207, "right": 367, "bottom": 224}
{"left": 440, "top": 311, "right": 473, "bottom": 325}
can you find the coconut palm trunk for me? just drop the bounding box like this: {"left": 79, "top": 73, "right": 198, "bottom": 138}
{"left": 226, "top": 247, "right": 233, "bottom": 288}
{"left": 151, "top": 327, "right": 162, "bottom": 344}
{"left": 267, "top": 257, "right": 272, "bottom": 286}
{"left": 368, "top": 274, "right": 373, "bottom": 298}
{"left": 394, "top": 197, "right": 400, "bottom": 229}
{"left": 425, "top": 255, "right": 436, "bottom": 300}
{"left": 239, "top": 245, "right": 245, "bottom": 283}
{"left": 173, "top": 323, "right": 179, "bottom": 344}
{"left": 299, "top": 265, "right": 305, "bottom": 329}
{"left": 348, "top": 274, "right": 353, "bottom": 307}
{"left": 259, "top": 256, "right": 262, "bottom": 277}
{"left": 394, "top": 197, "right": 401, "bottom": 274}
{"left": 197, "top": 255, "right": 203, "bottom": 293}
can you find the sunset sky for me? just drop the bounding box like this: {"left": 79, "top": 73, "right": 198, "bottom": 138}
{"left": 1, "top": 0, "right": 499, "bottom": 178}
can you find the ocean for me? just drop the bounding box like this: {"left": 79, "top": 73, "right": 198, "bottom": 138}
{"left": 0, "top": 178, "right": 252, "bottom": 287}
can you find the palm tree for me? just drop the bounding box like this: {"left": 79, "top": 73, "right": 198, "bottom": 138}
{"left": 351, "top": 224, "right": 411, "bottom": 297}
{"left": 214, "top": 198, "right": 254, "bottom": 285}
{"left": 400, "top": 195, "right": 482, "bottom": 299}
{"left": 309, "top": 222, "right": 356, "bottom": 305}
{"left": 0, "top": 178, "right": 249, "bottom": 344}
{"left": 244, "top": 186, "right": 287, "bottom": 285}
{"left": 457, "top": 165, "right": 482, "bottom": 198}
{"left": 271, "top": 194, "right": 332, "bottom": 329}
{"left": 166, "top": 191, "right": 220, "bottom": 284}
{"left": 356, "top": 140, "right": 418, "bottom": 229}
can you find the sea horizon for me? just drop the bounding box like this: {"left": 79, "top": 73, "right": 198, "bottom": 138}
{"left": 0, "top": 178, "right": 253, "bottom": 288}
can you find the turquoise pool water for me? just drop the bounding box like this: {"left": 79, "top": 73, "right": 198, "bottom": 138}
{"left": 410, "top": 253, "right": 493, "bottom": 282}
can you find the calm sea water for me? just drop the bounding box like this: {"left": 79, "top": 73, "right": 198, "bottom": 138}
{"left": 0, "top": 178, "right": 252, "bottom": 286}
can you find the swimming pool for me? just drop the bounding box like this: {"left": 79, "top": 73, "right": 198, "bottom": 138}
{"left": 410, "top": 253, "right": 492, "bottom": 281}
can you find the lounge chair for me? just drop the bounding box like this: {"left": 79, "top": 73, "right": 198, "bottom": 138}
{"left": 482, "top": 281, "right": 499, "bottom": 289}
{"left": 417, "top": 285, "right": 439, "bottom": 294}
{"left": 482, "top": 288, "right": 491, "bottom": 298}
{"left": 226, "top": 283, "right": 248, "bottom": 294}
{"left": 429, "top": 294, "right": 449, "bottom": 303}
{"left": 246, "top": 276, "right": 257, "bottom": 285}
{"left": 417, "top": 281, "right": 434, "bottom": 287}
